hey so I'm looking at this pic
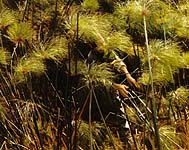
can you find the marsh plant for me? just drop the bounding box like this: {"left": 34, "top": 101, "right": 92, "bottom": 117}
{"left": 0, "top": 0, "right": 188, "bottom": 150}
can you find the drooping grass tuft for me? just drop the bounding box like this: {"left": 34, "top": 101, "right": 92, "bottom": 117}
{"left": 159, "top": 125, "right": 182, "bottom": 150}
{"left": 70, "top": 13, "right": 111, "bottom": 45}
{"left": 114, "top": 0, "right": 177, "bottom": 39}
{"left": 0, "top": 8, "right": 15, "bottom": 29}
{"left": 168, "top": 86, "right": 189, "bottom": 106}
{"left": 0, "top": 47, "right": 11, "bottom": 65}
{"left": 14, "top": 57, "right": 46, "bottom": 82}
{"left": 77, "top": 61, "right": 114, "bottom": 86}
{"left": 33, "top": 37, "right": 68, "bottom": 63}
{"left": 183, "top": 52, "right": 189, "bottom": 68}
{"left": 7, "top": 22, "right": 35, "bottom": 46}
{"left": 99, "top": 31, "right": 133, "bottom": 56}
{"left": 81, "top": 0, "right": 99, "bottom": 12}
{"left": 138, "top": 40, "right": 183, "bottom": 85}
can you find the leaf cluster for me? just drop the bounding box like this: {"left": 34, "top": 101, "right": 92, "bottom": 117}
{"left": 159, "top": 125, "right": 182, "bottom": 150}
{"left": 167, "top": 86, "right": 189, "bottom": 106}
{"left": 139, "top": 40, "right": 183, "bottom": 85}
{"left": 33, "top": 37, "right": 68, "bottom": 63}
{"left": 14, "top": 57, "right": 46, "bottom": 82}
{"left": 0, "top": 8, "right": 15, "bottom": 29}
{"left": 78, "top": 62, "right": 114, "bottom": 86}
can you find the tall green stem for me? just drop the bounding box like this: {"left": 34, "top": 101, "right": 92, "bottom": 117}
{"left": 143, "top": 13, "right": 161, "bottom": 150}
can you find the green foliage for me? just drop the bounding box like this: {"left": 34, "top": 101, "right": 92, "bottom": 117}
{"left": 70, "top": 13, "right": 111, "bottom": 45}
{"left": 168, "top": 86, "right": 189, "bottom": 106}
{"left": 139, "top": 40, "right": 183, "bottom": 85}
{"left": 7, "top": 22, "right": 35, "bottom": 45}
{"left": 78, "top": 121, "right": 106, "bottom": 149}
{"left": 114, "top": 0, "right": 178, "bottom": 39}
{"left": 99, "top": 31, "right": 133, "bottom": 55}
{"left": 183, "top": 52, "right": 189, "bottom": 68}
{"left": 0, "top": 8, "right": 15, "bottom": 29}
{"left": 0, "top": 0, "right": 189, "bottom": 149}
{"left": 33, "top": 37, "right": 68, "bottom": 63}
{"left": 78, "top": 61, "right": 114, "bottom": 86}
{"left": 14, "top": 57, "right": 46, "bottom": 82}
{"left": 81, "top": 0, "right": 99, "bottom": 11}
{"left": 159, "top": 125, "right": 182, "bottom": 150}
{"left": 0, "top": 47, "right": 10, "bottom": 65}
{"left": 174, "top": 2, "right": 189, "bottom": 39}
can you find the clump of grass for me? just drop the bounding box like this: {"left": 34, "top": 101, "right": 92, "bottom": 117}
{"left": 70, "top": 13, "right": 111, "bottom": 45}
{"left": 159, "top": 125, "right": 182, "bottom": 150}
{"left": 0, "top": 8, "right": 15, "bottom": 29}
{"left": 14, "top": 57, "right": 46, "bottom": 82}
{"left": 81, "top": 0, "right": 99, "bottom": 12}
{"left": 99, "top": 31, "right": 133, "bottom": 56}
{"left": 182, "top": 52, "right": 189, "bottom": 68}
{"left": 33, "top": 37, "right": 68, "bottom": 63}
{"left": 7, "top": 22, "right": 35, "bottom": 46}
{"left": 0, "top": 48, "right": 11, "bottom": 65}
{"left": 168, "top": 86, "right": 189, "bottom": 106}
{"left": 138, "top": 40, "right": 183, "bottom": 85}
{"left": 114, "top": 0, "right": 177, "bottom": 38}
{"left": 77, "top": 61, "right": 114, "bottom": 86}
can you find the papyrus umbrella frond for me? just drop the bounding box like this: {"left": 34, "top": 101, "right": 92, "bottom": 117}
{"left": 138, "top": 40, "right": 183, "bottom": 85}
{"left": 0, "top": 8, "right": 15, "bottom": 29}
{"left": 7, "top": 22, "right": 35, "bottom": 46}
{"left": 0, "top": 48, "right": 11, "bottom": 65}
{"left": 33, "top": 37, "right": 68, "bottom": 63}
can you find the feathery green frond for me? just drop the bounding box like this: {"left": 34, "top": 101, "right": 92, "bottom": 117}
{"left": 7, "top": 22, "right": 34, "bottom": 45}
{"left": 174, "top": 15, "right": 189, "bottom": 39}
{"left": 169, "top": 2, "right": 189, "bottom": 39}
{"left": 99, "top": 31, "right": 133, "bottom": 55}
{"left": 70, "top": 13, "right": 111, "bottom": 45}
{"left": 139, "top": 40, "right": 183, "bottom": 85}
{"left": 183, "top": 52, "right": 189, "bottom": 68}
{"left": 33, "top": 37, "right": 68, "bottom": 63}
{"left": 0, "top": 8, "right": 15, "bottom": 29}
{"left": 114, "top": 0, "right": 144, "bottom": 32}
{"left": 168, "top": 86, "right": 189, "bottom": 106}
{"left": 114, "top": 0, "right": 176, "bottom": 38}
{"left": 33, "top": 0, "right": 50, "bottom": 5}
{"left": 81, "top": 0, "right": 99, "bottom": 11}
{"left": 14, "top": 57, "right": 46, "bottom": 82}
{"left": 78, "top": 62, "right": 114, "bottom": 86}
{"left": 138, "top": 72, "right": 150, "bottom": 85}
{"left": 78, "top": 121, "right": 106, "bottom": 149}
{"left": 0, "top": 48, "right": 11, "bottom": 65}
{"left": 159, "top": 125, "right": 182, "bottom": 150}
{"left": 148, "top": 40, "right": 183, "bottom": 70}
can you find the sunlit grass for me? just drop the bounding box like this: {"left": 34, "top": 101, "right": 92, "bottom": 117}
{"left": 7, "top": 22, "right": 35, "bottom": 46}
{"left": 0, "top": 48, "right": 11, "bottom": 65}
{"left": 33, "top": 37, "right": 68, "bottom": 63}
{"left": 14, "top": 57, "right": 46, "bottom": 82}
{"left": 139, "top": 40, "right": 183, "bottom": 85}
{"left": 0, "top": 8, "right": 15, "bottom": 29}
{"left": 81, "top": 0, "right": 99, "bottom": 11}
{"left": 77, "top": 61, "right": 114, "bottom": 86}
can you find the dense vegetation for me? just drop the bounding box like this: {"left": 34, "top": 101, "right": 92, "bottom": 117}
{"left": 0, "top": 0, "right": 189, "bottom": 149}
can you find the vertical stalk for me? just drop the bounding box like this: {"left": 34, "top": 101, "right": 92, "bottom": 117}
{"left": 163, "top": 25, "right": 166, "bottom": 44}
{"left": 143, "top": 10, "right": 161, "bottom": 150}
{"left": 123, "top": 104, "right": 139, "bottom": 150}
{"left": 67, "top": 43, "right": 72, "bottom": 150}
{"left": 33, "top": 109, "right": 44, "bottom": 150}
{"left": 89, "top": 88, "right": 93, "bottom": 150}
{"left": 73, "top": 12, "right": 80, "bottom": 150}
{"left": 22, "top": 0, "right": 29, "bottom": 22}
{"left": 75, "top": 12, "right": 79, "bottom": 75}
{"left": 92, "top": 87, "right": 118, "bottom": 150}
